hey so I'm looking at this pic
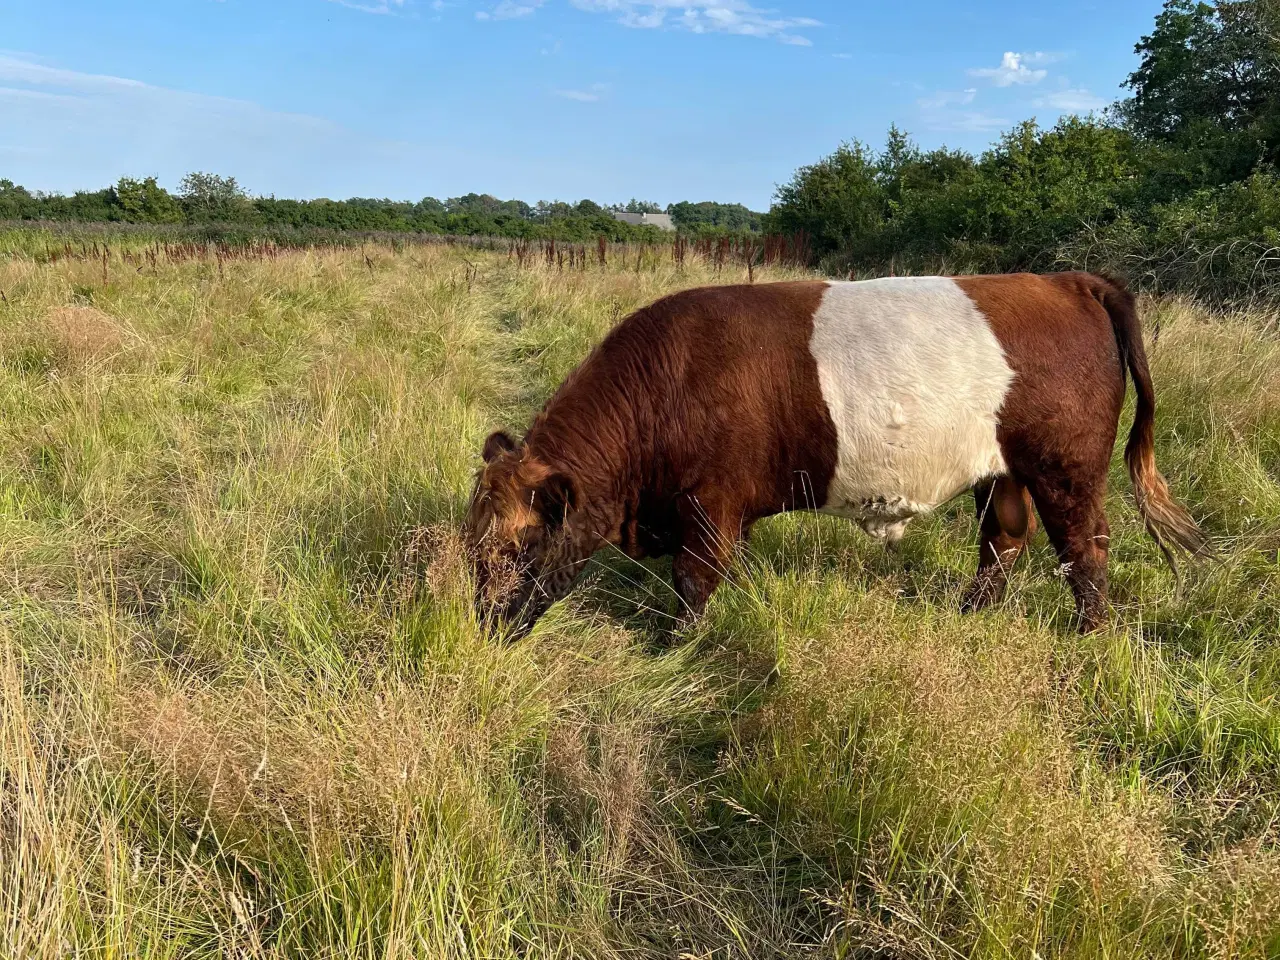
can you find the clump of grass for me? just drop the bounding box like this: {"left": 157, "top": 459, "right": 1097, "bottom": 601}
{"left": 0, "top": 241, "right": 1278, "bottom": 957}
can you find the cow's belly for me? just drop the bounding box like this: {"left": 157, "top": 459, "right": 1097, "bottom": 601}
{"left": 817, "top": 439, "right": 1004, "bottom": 541}
{"left": 809, "top": 277, "right": 1015, "bottom": 541}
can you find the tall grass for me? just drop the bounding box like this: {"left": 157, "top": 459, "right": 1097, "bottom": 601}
{"left": 0, "top": 241, "right": 1277, "bottom": 957}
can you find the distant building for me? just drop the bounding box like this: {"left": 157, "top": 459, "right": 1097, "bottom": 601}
{"left": 612, "top": 211, "right": 676, "bottom": 232}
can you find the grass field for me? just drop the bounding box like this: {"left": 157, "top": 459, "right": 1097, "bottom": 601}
{"left": 1, "top": 240, "right": 1279, "bottom": 958}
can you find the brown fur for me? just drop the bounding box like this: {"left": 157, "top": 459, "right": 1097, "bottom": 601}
{"left": 466, "top": 281, "right": 835, "bottom": 635}
{"left": 957, "top": 272, "right": 1210, "bottom": 629}
{"left": 466, "top": 272, "right": 1208, "bottom": 638}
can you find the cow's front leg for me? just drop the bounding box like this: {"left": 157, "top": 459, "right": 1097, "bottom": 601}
{"left": 671, "top": 491, "right": 745, "bottom": 626}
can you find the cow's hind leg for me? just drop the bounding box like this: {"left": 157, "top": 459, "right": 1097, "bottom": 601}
{"left": 671, "top": 490, "right": 745, "bottom": 624}
{"left": 1026, "top": 472, "right": 1111, "bottom": 633}
{"left": 962, "top": 475, "right": 1036, "bottom": 614}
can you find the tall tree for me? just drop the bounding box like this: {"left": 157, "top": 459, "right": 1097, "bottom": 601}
{"left": 180, "top": 172, "right": 253, "bottom": 222}
{"left": 1119, "top": 0, "right": 1280, "bottom": 178}
{"left": 765, "top": 140, "right": 888, "bottom": 256}
{"left": 115, "top": 177, "right": 183, "bottom": 224}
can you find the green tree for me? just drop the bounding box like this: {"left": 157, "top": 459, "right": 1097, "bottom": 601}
{"left": 881, "top": 146, "right": 980, "bottom": 257}
{"left": 765, "top": 140, "right": 888, "bottom": 256}
{"left": 968, "top": 118, "right": 1139, "bottom": 266}
{"left": 114, "top": 177, "right": 183, "bottom": 224}
{"left": 0, "top": 178, "right": 37, "bottom": 220}
{"left": 446, "top": 194, "right": 532, "bottom": 219}
{"left": 1119, "top": 0, "right": 1280, "bottom": 181}
{"left": 765, "top": 120, "right": 1137, "bottom": 272}
{"left": 180, "top": 172, "right": 253, "bottom": 222}
{"left": 667, "top": 201, "right": 763, "bottom": 234}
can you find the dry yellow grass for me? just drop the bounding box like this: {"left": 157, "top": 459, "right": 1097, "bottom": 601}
{"left": 0, "top": 239, "right": 1277, "bottom": 957}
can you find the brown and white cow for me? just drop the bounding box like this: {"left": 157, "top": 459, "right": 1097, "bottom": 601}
{"left": 465, "top": 272, "right": 1209, "bottom": 638}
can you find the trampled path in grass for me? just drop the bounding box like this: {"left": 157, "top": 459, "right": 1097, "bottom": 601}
{"left": 1, "top": 241, "right": 1278, "bottom": 958}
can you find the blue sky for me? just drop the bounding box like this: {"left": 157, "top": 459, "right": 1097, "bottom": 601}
{"left": 1, "top": 0, "right": 1163, "bottom": 210}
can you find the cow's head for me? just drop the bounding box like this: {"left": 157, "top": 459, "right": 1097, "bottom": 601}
{"left": 464, "top": 430, "right": 587, "bottom": 638}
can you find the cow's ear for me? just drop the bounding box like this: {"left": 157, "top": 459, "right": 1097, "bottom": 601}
{"left": 482, "top": 430, "right": 517, "bottom": 463}
{"left": 534, "top": 472, "right": 577, "bottom": 528}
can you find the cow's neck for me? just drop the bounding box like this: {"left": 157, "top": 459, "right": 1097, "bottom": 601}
{"left": 524, "top": 377, "right": 657, "bottom": 543}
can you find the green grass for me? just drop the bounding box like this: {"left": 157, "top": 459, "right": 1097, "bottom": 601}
{"left": 1, "top": 242, "right": 1278, "bottom": 958}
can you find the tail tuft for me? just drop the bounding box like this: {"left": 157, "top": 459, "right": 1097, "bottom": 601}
{"left": 1089, "top": 273, "right": 1214, "bottom": 578}
{"left": 1127, "top": 444, "right": 1215, "bottom": 578}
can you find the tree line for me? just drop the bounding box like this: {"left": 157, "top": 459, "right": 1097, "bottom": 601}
{"left": 764, "top": 0, "right": 1280, "bottom": 299}
{"left": 0, "top": 171, "right": 762, "bottom": 242}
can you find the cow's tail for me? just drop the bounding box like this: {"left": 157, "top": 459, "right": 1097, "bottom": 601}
{"left": 1090, "top": 274, "right": 1212, "bottom": 576}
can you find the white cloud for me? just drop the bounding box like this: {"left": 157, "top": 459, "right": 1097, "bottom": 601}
{"left": 556, "top": 82, "right": 609, "bottom": 102}
{"left": 921, "top": 110, "right": 1011, "bottom": 133}
{"left": 0, "top": 53, "right": 475, "bottom": 199}
{"left": 915, "top": 50, "right": 1086, "bottom": 134}
{"left": 914, "top": 85, "right": 1006, "bottom": 133}
{"left": 1033, "top": 86, "right": 1106, "bottom": 112}
{"left": 1022, "top": 51, "right": 1065, "bottom": 66}
{"left": 569, "top": 0, "right": 820, "bottom": 45}
{"left": 916, "top": 88, "right": 976, "bottom": 110}
{"left": 968, "top": 51, "right": 1050, "bottom": 87}
{"left": 0, "top": 86, "right": 86, "bottom": 106}
{"left": 0, "top": 51, "right": 789, "bottom": 210}
{"left": 476, "top": 0, "right": 545, "bottom": 19}
{"left": 327, "top": 0, "right": 407, "bottom": 13}
{"left": 0, "top": 55, "right": 146, "bottom": 91}
{"left": 914, "top": 87, "right": 1006, "bottom": 132}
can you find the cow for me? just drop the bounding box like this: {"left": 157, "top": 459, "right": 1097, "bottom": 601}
{"left": 465, "top": 272, "right": 1209, "bottom": 639}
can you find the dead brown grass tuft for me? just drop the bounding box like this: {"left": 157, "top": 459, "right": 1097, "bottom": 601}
{"left": 43, "top": 305, "right": 134, "bottom": 367}
{"left": 1191, "top": 840, "right": 1280, "bottom": 960}
{"left": 108, "top": 669, "right": 510, "bottom": 855}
